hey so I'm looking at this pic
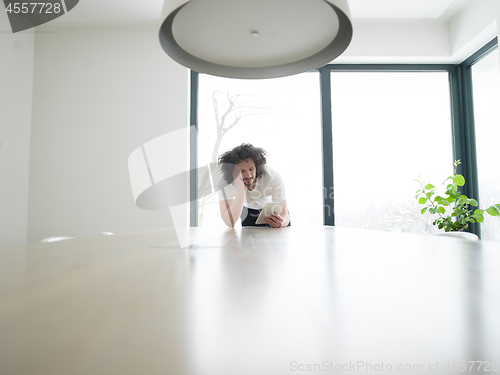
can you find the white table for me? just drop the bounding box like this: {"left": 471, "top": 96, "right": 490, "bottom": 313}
{"left": 1, "top": 227, "right": 499, "bottom": 375}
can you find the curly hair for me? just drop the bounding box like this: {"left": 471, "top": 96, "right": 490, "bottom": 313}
{"left": 218, "top": 144, "right": 267, "bottom": 184}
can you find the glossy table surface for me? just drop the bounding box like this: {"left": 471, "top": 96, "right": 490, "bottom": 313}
{"left": 1, "top": 226, "right": 500, "bottom": 375}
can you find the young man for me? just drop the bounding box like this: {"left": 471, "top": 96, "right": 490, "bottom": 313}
{"left": 218, "top": 144, "right": 290, "bottom": 228}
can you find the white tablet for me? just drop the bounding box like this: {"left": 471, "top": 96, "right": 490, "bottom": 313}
{"left": 255, "top": 201, "right": 286, "bottom": 225}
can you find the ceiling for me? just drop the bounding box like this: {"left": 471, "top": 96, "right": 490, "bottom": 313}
{"left": 52, "top": 0, "right": 473, "bottom": 24}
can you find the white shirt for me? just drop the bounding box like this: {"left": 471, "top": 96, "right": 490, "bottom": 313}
{"left": 218, "top": 166, "right": 287, "bottom": 210}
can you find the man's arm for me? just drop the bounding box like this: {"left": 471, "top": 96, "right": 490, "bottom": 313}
{"left": 265, "top": 172, "right": 289, "bottom": 228}
{"left": 219, "top": 172, "right": 246, "bottom": 228}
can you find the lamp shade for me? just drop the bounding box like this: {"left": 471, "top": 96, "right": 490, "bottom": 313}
{"left": 159, "top": 0, "right": 352, "bottom": 79}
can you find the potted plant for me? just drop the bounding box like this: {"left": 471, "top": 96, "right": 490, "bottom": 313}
{"left": 414, "top": 160, "right": 500, "bottom": 239}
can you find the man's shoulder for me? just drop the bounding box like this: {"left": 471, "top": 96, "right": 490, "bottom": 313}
{"left": 262, "top": 166, "right": 279, "bottom": 178}
{"left": 258, "top": 166, "right": 284, "bottom": 187}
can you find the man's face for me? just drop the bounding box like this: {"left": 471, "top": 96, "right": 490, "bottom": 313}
{"left": 235, "top": 159, "right": 256, "bottom": 187}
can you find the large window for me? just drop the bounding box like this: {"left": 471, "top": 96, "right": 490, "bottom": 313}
{"left": 197, "top": 73, "right": 323, "bottom": 228}
{"left": 330, "top": 71, "right": 453, "bottom": 233}
{"left": 471, "top": 47, "right": 500, "bottom": 241}
{"left": 191, "top": 38, "right": 500, "bottom": 240}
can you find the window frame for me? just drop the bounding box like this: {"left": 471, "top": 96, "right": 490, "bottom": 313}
{"left": 319, "top": 64, "right": 454, "bottom": 226}
{"left": 453, "top": 37, "right": 498, "bottom": 237}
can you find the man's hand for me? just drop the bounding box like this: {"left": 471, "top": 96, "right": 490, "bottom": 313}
{"left": 265, "top": 212, "right": 284, "bottom": 228}
{"left": 232, "top": 166, "right": 246, "bottom": 190}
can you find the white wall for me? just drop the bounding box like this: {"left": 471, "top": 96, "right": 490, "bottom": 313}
{"left": 0, "top": 12, "right": 35, "bottom": 247}
{"left": 449, "top": 0, "right": 500, "bottom": 60}
{"left": 28, "top": 22, "right": 189, "bottom": 243}
{"left": 337, "top": 0, "right": 500, "bottom": 64}
{"left": 338, "top": 20, "right": 451, "bottom": 63}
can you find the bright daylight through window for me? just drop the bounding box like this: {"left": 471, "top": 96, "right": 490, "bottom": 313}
{"left": 331, "top": 72, "right": 453, "bottom": 233}
{"left": 196, "top": 70, "right": 455, "bottom": 234}
{"left": 472, "top": 48, "right": 500, "bottom": 241}
{"left": 197, "top": 73, "right": 323, "bottom": 228}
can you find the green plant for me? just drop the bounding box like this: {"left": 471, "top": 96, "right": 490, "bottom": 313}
{"left": 415, "top": 160, "right": 500, "bottom": 232}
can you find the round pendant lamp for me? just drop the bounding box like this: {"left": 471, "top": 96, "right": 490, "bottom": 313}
{"left": 159, "top": 0, "right": 353, "bottom": 79}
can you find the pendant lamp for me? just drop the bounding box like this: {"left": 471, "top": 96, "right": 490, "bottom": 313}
{"left": 159, "top": 0, "right": 352, "bottom": 79}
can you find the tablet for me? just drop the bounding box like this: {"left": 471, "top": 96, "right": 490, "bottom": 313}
{"left": 255, "top": 201, "right": 286, "bottom": 225}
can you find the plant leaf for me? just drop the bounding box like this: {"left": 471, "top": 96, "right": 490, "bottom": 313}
{"left": 437, "top": 207, "right": 446, "bottom": 214}
{"left": 425, "top": 184, "right": 435, "bottom": 190}
{"left": 469, "top": 199, "right": 478, "bottom": 207}
{"left": 453, "top": 174, "right": 465, "bottom": 186}
{"left": 421, "top": 207, "right": 428, "bottom": 214}
{"left": 486, "top": 206, "right": 500, "bottom": 217}
{"left": 435, "top": 196, "right": 446, "bottom": 204}
{"left": 473, "top": 213, "right": 484, "bottom": 223}
{"left": 446, "top": 196, "right": 455, "bottom": 203}
{"left": 418, "top": 197, "right": 428, "bottom": 205}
